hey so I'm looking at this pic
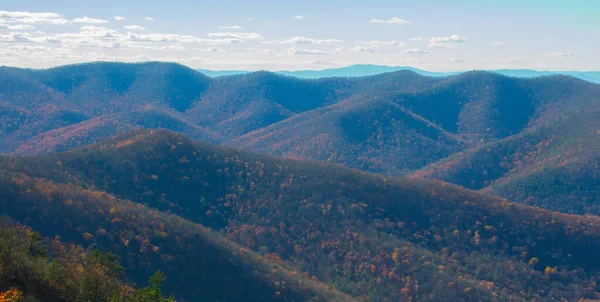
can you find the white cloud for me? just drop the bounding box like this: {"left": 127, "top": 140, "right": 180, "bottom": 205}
{"left": 31, "top": 35, "right": 61, "bottom": 43}
{"left": 71, "top": 16, "right": 109, "bottom": 24}
{"left": 238, "top": 47, "right": 279, "bottom": 56}
{"left": 218, "top": 25, "right": 242, "bottom": 29}
{"left": 542, "top": 52, "right": 576, "bottom": 57}
{"left": 208, "top": 32, "right": 263, "bottom": 40}
{"left": 80, "top": 26, "right": 111, "bottom": 32}
{"left": 492, "top": 41, "right": 504, "bottom": 46}
{"left": 152, "top": 45, "right": 187, "bottom": 51}
{"left": 369, "top": 17, "right": 411, "bottom": 24}
{"left": 409, "top": 37, "right": 426, "bottom": 41}
{"left": 247, "top": 18, "right": 253, "bottom": 21}
{"left": 7, "top": 44, "right": 52, "bottom": 51}
{"left": 360, "top": 40, "right": 404, "bottom": 47}
{"left": 294, "top": 15, "right": 305, "bottom": 19}
{"left": 351, "top": 46, "right": 375, "bottom": 53}
{"left": 207, "top": 38, "right": 245, "bottom": 45}
{"left": 0, "top": 32, "right": 33, "bottom": 43}
{"left": 287, "top": 47, "right": 328, "bottom": 55}
{"left": 448, "top": 58, "right": 466, "bottom": 63}
{"left": 332, "top": 47, "right": 346, "bottom": 54}
{"left": 405, "top": 48, "right": 431, "bottom": 54}
{"left": 193, "top": 47, "right": 221, "bottom": 52}
{"left": 127, "top": 33, "right": 204, "bottom": 43}
{"left": 428, "top": 34, "right": 467, "bottom": 48}
{"left": 312, "top": 60, "right": 334, "bottom": 66}
{"left": 114, "top": 16, "right": 126, "bottom": 21}
{"left": 145, "top": 17, "right": 155, "bottom": 21}
{"left": 262, "top": 36, "right": 342, "bottom": 45}
{"left": 500, "top": 56, "right": 529, "bottom": 64}
{"left": 0, "top": 24, "right": 36, "bottom": 30}
{"left": 124, "top": 25, "right": 146, "bottom": 30}
{"left": 0, "top": 10, "right": 71, "bottom": 25}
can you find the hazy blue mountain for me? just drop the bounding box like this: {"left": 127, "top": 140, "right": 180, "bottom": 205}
{"left": 196, "top": 69, "right": 252, "bottom": 77}
{"left": 197, "top": 64, "right": 600, "bottom": 83}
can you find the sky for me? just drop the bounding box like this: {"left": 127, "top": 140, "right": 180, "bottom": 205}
{"left": 1, "top": 0, "right": 599, "bottom": 71}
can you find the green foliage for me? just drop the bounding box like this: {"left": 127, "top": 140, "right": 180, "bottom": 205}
{"left": 131, "top": 271, "right": 174, "bottom": 302}
{"left": 0, "top": 222, "right": 139, "bottom": 301}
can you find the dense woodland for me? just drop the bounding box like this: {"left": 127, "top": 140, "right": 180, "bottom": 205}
{"left": 1, "top": 62, "right": 600, "bottom": 301}
{"left": 0, "top": 219, "right": 174, "bottom": 301}
{"left": 1, "top": 62, "right": 599, "bottom": 218}
{"left": 0, "top": 130, "right": 599, "bottom": 301}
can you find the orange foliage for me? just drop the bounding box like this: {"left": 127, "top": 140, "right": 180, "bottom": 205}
{"left": 0, "top": 288, "right": 23, "bottom": 302}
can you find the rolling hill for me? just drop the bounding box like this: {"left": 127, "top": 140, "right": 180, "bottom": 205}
{"left": 1, "top": 129, "right": 600, "bottom": 301}
{"left": 1, "top": 61, "right": 599, "bottom": 218}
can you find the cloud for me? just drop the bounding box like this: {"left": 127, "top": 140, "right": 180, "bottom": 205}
{"left": 80, "top": 26, "right": 112, "bottom": 32}
{"left": 492, "top": 41, "right": 504, "bottom": 46}
{"left": 193, "top": 47, "right": 221, "bottom": 52}
{"left": 207, "top": 38, "right": 245, "bottom": 45}
{"left": 409, "top": 37, "right": 426, "bottom": 41}
{"left": 312, "top": 60, "right": 334, "bottom": 66}
{"left": 294, "top": 15, "right": 305, "bottom": 19}
{"left": 114, "top": 16, "right": 126, "bottom": 21}
{"left": 7, "top": 44, "right": 51, "bottom": 51}
{"left": 0, "top": 10, "right": 71, "bottom": 25}
{"left": 332, "top": 47, "right": 346, "bottom": 54}
{"left": 262, "top": 36, "right": 342, "bottom": 45}
{"left": 124, "top": 25, "right": 146, "bottom": 30}
{"left": 247, "top": 18, "right": 253, "bottom": 21}
{"left": 0, "top": 24, "right": 36, "bottom": 30}
{"left": 127, "top": 33, "right": 204, "bottom": 43}
{"left": 71, "top": 16, "right": 109, "bottom": 24}
{"left": 448, "top": 58, "right": 466, "bottom": 63}
{"left": 500, "top": 56, "right": 529, "bottom": 64}
{"left": 405, "top": 48, "right": 430, "bottom": 54}
{"left": 542, "top": 52, "right": 576, "bottom": 57}
{"left": 428, "top": 34, "right": 467, "bottom": 48}
{"left": 0, "top": 32, "right": 33, "bottom": 43}
{"left": 218, "top": 25, "right": 242, "bottom": 29}
{"left": 238, "top": 47, "right": 280, "bottom": 56}
{"left": 369, "top": 17, "right": 410, "bottom": 24}
{"left": 145, "top": 17, "right": 155, "bottom": 21}
{"left": 360, "top": 40, "right": 404, "bottom": 47}
{"left": 151, "top": 45, "right": 187, "bottom": 51}
{"left": 31, "top": 35, "right": 61, "bottom": 43}
{"left": 351, "top": 46, "right": 375, "bottom": 53}
{"left": 287, "top": 47, "right": 328, "bottom": 55}
{"left": 208, "top": 32, "right": 263, "bottom": 40}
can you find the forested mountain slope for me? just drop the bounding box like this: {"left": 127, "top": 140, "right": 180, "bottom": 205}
{"left": 0, "top": 169, "right": 353, "bottom": 301}
{"left": 1, "top": 130, "right": 600, "bottom": 301}
{"left": 1, "top": 62, "right": 599, "bottom": 217}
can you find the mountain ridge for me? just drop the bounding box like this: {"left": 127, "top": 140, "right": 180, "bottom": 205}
{"left": 1, "top": 61, "right": 599, "bottom": 219}
{"left": 197, "top": 63, "right": 600, "bottom": 83}
{"left": 2, "top": 129, "right": 600, "bottom": 301}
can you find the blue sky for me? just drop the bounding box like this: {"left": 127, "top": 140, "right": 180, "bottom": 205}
{"left": 1, "top": 0, "right": 598, "bottom": 70}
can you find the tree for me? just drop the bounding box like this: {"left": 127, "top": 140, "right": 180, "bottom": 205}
{"left": 28, "top": 231, "right": 47, "bottom": 257}
{"left": 132, "top": 270, "right": 175, "bottom": 302}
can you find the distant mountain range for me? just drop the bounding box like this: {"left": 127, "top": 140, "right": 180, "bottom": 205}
{"left": 1, "top": 61, "right": 599, "bottom": 217}
{"left": 198, "top": 64, "right": 600, "bottom": 83}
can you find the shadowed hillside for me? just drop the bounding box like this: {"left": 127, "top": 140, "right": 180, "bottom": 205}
{"left": 1, "top": 62, "right": 600, "bottom": 217}
{"left": 2, "top": 130, "right": 600, "bottom": 301}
